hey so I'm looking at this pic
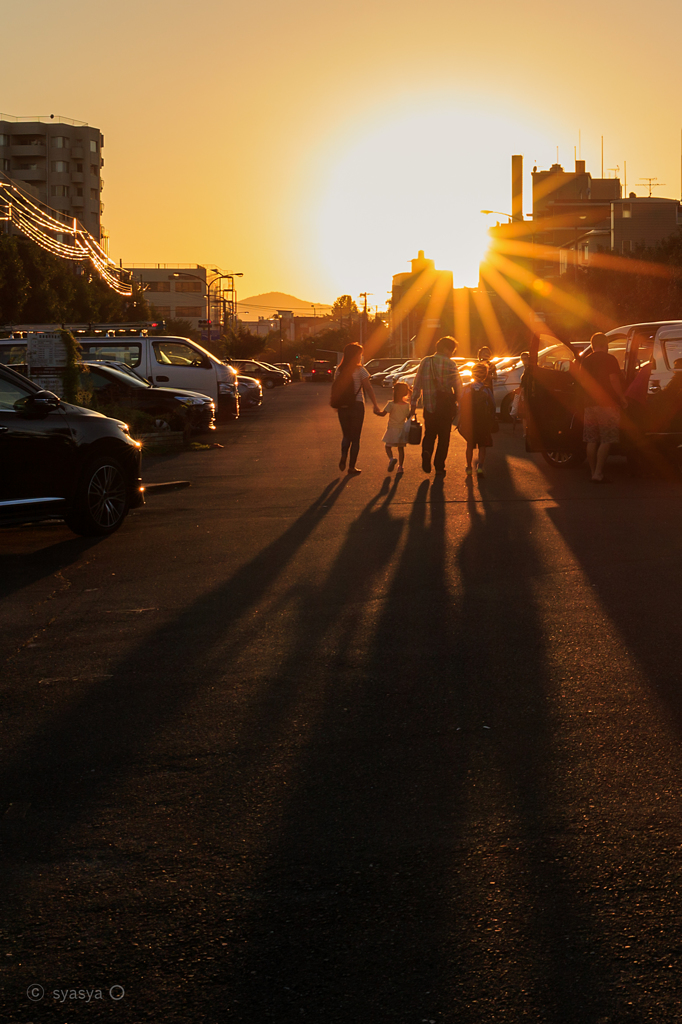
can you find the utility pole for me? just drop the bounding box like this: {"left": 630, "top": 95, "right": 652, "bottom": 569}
{"left": 358, "top": 292, "right": 371, "bottom": 346}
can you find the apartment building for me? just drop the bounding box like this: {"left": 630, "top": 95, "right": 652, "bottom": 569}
{"left": 0, "top": 114, "right": 104, "bottom": 243}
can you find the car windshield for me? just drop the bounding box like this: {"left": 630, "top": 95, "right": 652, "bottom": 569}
{"left": 0, "top": 343, "right": 28, "bottom": 365}
{"left": 537, "top": 343, "right": 575, "bottom": 369}
{"left": 80, "top": 342, "right": 142, "bottom": 367}
{"left": 84, "top": 363, "right": 151, "bottom": 389}
{"left": 84, "top": 361, "right": 152, "bottom": 387}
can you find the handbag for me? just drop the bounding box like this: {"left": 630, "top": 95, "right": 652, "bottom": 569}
{"left": 407, "top": 415, "right": 422, "bottom": 445}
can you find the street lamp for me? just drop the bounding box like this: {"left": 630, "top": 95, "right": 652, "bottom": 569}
{"left": 169, "top": 270, "right": 242, "bottom": 337}
{"left": 220, "top": 273, "right": 243, "bottom": 332}
{"left": 481, "top": 209, "right": 514, "bottom": 222}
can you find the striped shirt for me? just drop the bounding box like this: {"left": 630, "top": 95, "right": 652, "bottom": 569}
{"left": 334, "top": 364, "right": 369, "bottom": 403}
{"left": 411, "top": 355, "right": 461, "bottom": 414}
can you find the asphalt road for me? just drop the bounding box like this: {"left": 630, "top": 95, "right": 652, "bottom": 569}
{"left": 3, "top": 383, "right": 682, "bottom": 1023}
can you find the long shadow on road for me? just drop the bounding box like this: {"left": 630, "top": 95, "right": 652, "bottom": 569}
{"left": 0, "top": 478, "right": 348, "bottom": 859}
{"left": 217, "top": 465, "right": 618, "bottom": 1024}
{"left": 1, "top": 464, "right": 626, "bottom": 1023}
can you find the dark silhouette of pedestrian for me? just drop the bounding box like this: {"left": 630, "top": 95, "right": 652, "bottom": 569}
{"left": 332, "top": 342, "right": 381, "bottom": 476}
{"left": 410, "top": 336, "right": 461, "bottom": 478}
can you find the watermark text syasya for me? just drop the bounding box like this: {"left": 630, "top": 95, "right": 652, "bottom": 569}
{"left": 27, "top": 983, "right": 125, "bottom": 1002}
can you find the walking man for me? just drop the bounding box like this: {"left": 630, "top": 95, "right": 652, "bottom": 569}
{"left": 410, "top": 336, "right": 461, "bottom": 477}
{"left": 580, "top": 332, "right": 627, "bottom": 483}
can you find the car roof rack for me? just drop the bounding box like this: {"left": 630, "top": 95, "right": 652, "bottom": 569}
{"left": 0, "top": 321, "right": 165, "bottom": 339}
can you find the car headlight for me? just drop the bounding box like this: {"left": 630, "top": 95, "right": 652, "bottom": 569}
{"left": 173, "top": 395, "right": 207, "bottom": 405}
{"left": 218, "top": 382, "right": 236, "bottom": 394}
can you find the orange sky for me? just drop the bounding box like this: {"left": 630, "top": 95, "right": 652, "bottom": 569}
{"left": 3, "top": 0, "right": 682, "bottom": 305}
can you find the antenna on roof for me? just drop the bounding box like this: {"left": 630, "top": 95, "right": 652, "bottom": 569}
{"left": 637, "top": 178, "right": 665, "bottom": 197}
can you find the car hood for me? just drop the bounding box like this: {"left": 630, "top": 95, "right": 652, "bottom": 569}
{"left": 62, "top": 401, "right": 134, "bottom": 437}
{"left": 153, "top": 386, "right": 214, "bottom": 402}
{"left": 237, "top": 375, "right": 261, "bottom": 386}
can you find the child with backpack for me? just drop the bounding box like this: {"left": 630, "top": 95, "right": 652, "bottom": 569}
{"left": 457, "top": 363, "right": 496, "bottom": 476}
{"left": 378, "top": 381, "right": 411, "bottom": 472}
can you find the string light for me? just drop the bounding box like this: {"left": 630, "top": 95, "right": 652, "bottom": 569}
{"left": 0, "top": 175, "right": 131, "bottom": 296}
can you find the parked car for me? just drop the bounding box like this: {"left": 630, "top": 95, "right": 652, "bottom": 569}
{"left": 0, "top": 333, "right": 240, "bottom": 421}
{"left": 259, "top": 360, "right": 291, "bottom": 382}
{"left": 383, "top": 359, "right": 421, "bottom": 388}
{"left": 488, "top": 344, "right": 588, "bottom": 420}
{"left": 310, "top": 360, "right": 335, "bottom": 382}
{"left": 364, "top": 357, "right": 405, "bottom": 374}
{"left": 369, "top": 364, "right": 402, "bottom": 387}
{"left": 0, "top": 363, "right": 143, "bottom": 535}
{"left": 273, "top": 362, "right": 293, "bottom": 377}
{"left": 237, "top": 374, "right": 263, "bottom": 408}
{"left": 525, "top": 325, "right": 682, "bottom": 468}
{"left": 229, "top": 359, "right": 288, "bottom": 389}
{"left": 79, "top": 360, "right": 216, "bottom": 437}
{"left": 396, "top": 357, "right": 471, "bottom": 398}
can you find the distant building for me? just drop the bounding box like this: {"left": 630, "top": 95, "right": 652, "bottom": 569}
{"left": 610, "top": 195, "right": 682, "bottom": 254}
{"left": 530, "top": 160, "right": 621, "bottom": 275}
{"left": 0, "top": 114, "right": 104, "bottom": 245}
{"left": 391, "top": 251, "right": 454, "bottom": 358}
{"left": 126, "top": 265, "right": 211, "bottom": 336}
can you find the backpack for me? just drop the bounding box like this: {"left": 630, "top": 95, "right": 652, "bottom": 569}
{"left": 472, "top": 386, "right": 497, "bottom": 432}
{"left": 330, "top": 368, "right": 360, "bottom": 409}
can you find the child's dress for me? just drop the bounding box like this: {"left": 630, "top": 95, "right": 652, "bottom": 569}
{"left": 381, "top": 401, "right": 410, "bottom": 445}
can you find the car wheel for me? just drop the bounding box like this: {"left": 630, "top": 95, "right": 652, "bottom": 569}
{"left": 542, "top": 449, "right": 578, "bottom": 469}
{"left": 64, "top": 455, "right": 130, "bottom": 536}
{"left": 500, "top": 392, "right": 515, "bottom": 422}
{"left": 264, "top": 379, "right": 276, "bottom": 389}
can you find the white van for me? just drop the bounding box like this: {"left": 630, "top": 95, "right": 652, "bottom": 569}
{"left": 0, "top": 333, "right": 239, "bottom": 419}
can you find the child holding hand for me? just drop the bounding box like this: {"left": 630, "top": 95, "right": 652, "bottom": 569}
{"left": 378, "top": 381, "right": 411, "bottom": 472}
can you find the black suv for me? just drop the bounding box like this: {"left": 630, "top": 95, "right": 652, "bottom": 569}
{"left": 0, "top": 364, "right": 144, "bottom": 535}
{"left": 80, "top": 360, "right": 216, "bottom": 438}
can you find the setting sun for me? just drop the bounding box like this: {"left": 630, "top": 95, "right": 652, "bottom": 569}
{"left": 309, "top": 100, "right": 554, "bottom": 303}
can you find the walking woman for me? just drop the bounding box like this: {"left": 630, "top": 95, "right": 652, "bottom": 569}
{"left": 332, "top": 342, "right": 381, "bottom": 475}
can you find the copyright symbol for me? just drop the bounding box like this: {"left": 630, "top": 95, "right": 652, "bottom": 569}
{"left": 109, "top": 985, "right": 125, "bottom": 1001}
{"left": 27, "top": 984, "right": 44, "bottom": 1001}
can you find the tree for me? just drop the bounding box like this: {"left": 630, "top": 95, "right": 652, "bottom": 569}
{"left": 0, "top": 235, "right": 151, "bottom": 324}
{"left": 158, "top": 316, "right": 200, "bottom": 342}
{"left": 331, "top": 295, "right": 358, "bottom": 318}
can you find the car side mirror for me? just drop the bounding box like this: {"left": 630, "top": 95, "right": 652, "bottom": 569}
{"left": 14, "top": 390, "right": 62, "bottom": 418}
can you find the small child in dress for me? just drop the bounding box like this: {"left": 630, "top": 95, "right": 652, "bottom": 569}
{"left": 379, "top": 382, "right": 411, "bottom": 472}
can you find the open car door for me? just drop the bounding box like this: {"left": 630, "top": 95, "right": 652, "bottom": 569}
{"left": 525, "top": 336, "right": 585, "bottom": 465}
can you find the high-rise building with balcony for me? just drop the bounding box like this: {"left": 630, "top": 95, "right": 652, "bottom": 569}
{"left": 0, "top": 114, "right": 104, "bottom": 244}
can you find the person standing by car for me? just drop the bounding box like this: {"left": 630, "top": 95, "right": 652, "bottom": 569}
{"left": 331, "top": 342, "right": 381, "bottom": 476}
{"left": 410, "top": 336, "right": 461, "bottom": 477}
{"left": 580, "top": 332, "right": 627, "bottom": 483}
{"left": 511, "top": 350, "right": 531, "bottom": 434}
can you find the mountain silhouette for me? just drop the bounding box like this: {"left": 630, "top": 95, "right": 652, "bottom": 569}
{"left": 237, "top": 292, "right": 332, "bottom": 320}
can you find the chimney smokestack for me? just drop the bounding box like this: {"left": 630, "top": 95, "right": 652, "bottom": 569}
{"left": 511, "top": 154, "right": 523, "bottom": 222}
